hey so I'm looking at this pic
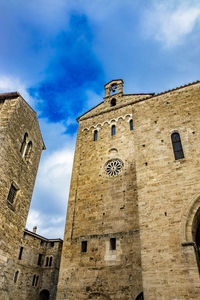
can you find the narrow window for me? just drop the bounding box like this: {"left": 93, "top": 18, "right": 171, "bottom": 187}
{"left": 81, "top": 241, "right": 87, "bottom": 252}
{"left": 130, "top": 119, "right": 133, "bottom": 131}
{"left": 45, "top": 257, "right": 49, "bottom": 267}
{"left": 32, "top": 275, "right": 36, "bottom": 286}
{"left": 40, "top": 240, "right": 44, "bottom": 246}
{"left": 18, "top": 247, "right": 23, "bottom": 260}
{"left": 14, "top": 271, "right": 19, "bottom": 283}
{"left": 111, "top": 125, "right": 116, "bottom": 136}
{"left": 111, "top": 98, "right": 116, "bottom": 107}
{"left": 110, "top": 238, "right": 116, "bottom": 250}
{"left": 20, "top": 133, "right": 28, "bottom": 155}
{"left": 24, "top": 141, "right": 32, "bottom": 162}
{"left": 50, "top": 241, "right": 54, "bottom": 248}
{"left": 35, "top": 275, "right": 39, "bottom": 286}
{"left": 171, "top": 132, "right": 184, "bottom": 160}
{"left": 94, "top": 130, "right": 98, "bottom": 141}
{"left": 7, "top": 184, "right": 17, "bottom": 204}
{"left": 49, "top": 256, "right": 52, "bottom": 267}
{"left": 37, "top": 253, "right": 43, "bottom": 266}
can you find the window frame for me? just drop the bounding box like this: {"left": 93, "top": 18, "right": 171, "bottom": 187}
{"left": 94, "top": 130, "right": 98, "bottom": 141}
{"left": 171, "top": 132, "right": 184, "bottom": 160}
{"left": 111, "top": 125, "right": 116, "bottom": 136}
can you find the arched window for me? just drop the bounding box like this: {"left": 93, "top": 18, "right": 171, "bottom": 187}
{"left": 130, "top": 119, "right": 133, "bottom": 131}
{"left": 111, "top": 98, "right": 116, "bottom": 107}
{"left": 94, "top": 130, "right": 98, "bottom": 141}
{"left": 171, "top": 132, "right": 184, "bottom": 160}
{"left": 13, "top": 270, "right": 19, "bottom": 283}
{"left": 20, "top": 133, "right": 28, "bottom": 156}
{"left": 49, "top": 256, "right": 53, "bottom": 267}
{"left": 45, "top": 257, "right": 49, "bottom": 267}
{"left": 111, "top": 125, "right": 116, "bottom": 136}
{"left": 24, "top": 141, "right": 32, "bottom": 162}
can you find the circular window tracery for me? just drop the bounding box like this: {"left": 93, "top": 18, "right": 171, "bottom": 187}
{"left": 105, "top": 159, "right": 124, "bottom": 177}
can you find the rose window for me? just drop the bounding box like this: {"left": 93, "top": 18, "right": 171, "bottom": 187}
{"left": 105, "top": 159, "right": 123, "bottom": 177}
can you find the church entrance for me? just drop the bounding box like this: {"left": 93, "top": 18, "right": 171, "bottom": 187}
{"left": 39, "top": 289, "right": 50, "bottom": 300}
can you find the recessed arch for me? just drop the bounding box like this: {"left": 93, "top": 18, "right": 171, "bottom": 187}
{"left": 39, "top": 289, "right": 50, "bottom": 300}
{"left": 181, "top": 195, "right": 200, "bottom": 243}
{"left": 135, "top": 292, "right": 144, "bottom": 300}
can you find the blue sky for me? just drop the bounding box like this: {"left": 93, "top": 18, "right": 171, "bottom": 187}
{"left": 1, "top": 0, "right": 200, "bottom": 238}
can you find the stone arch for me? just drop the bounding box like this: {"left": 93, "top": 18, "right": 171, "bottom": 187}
{"left": 39, "top": 289, "right": 50, "bottom": 300}
{"left": 181, "top": 194, "right": 200, "bottom": 243}
{"left": 135, "top": 292, "right": 144, "bottom": 300}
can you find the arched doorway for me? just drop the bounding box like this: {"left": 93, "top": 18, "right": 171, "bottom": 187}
{"left": 39, "top": 289, "right": 50, "bottom": 300}
{"left": 135, "top": 292, "right": 144, "bottom": 300}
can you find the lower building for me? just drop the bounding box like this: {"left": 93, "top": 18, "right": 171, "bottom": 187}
{"left": 14, "top": 228, "right": 63, "bottom": 300}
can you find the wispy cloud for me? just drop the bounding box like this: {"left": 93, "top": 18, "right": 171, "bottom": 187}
{"left": 143, "top": 1, "right": 200, "bottom": 48}
{"left": 26, "top": 209, "right": 65, "bottom": 239}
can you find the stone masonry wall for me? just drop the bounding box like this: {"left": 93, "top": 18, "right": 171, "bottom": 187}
{"left": 0, "top": 95, "right": 44, "bottom": 300}
{"left": 134, "top": 82, "right": 200, "bottom": 299}
{"left": 56, "top": 80, "right": 152, "bottom": 300}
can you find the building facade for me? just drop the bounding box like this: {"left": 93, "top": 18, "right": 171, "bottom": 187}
{"left": 57, "top": 79, "right": 200, "bottom": 300}
{"left": 0, "top": 92, "right": 62, "bottom": 300}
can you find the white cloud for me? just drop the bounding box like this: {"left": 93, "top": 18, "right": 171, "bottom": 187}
{"left": 26, "top": 209, "right": 65, "bottom": 239}
{"left": 143, "top": 1, "right": 200, "bottom": 48}
{"left": 0, "top": 76, "right": 35, "bottom": 107}
{"left": 26, "top": 118, "right": 76, "bottom": 239}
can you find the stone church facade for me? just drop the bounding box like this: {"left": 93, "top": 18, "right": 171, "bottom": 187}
{"left": 56, "top": 79, "right": 200, "bottom": 300}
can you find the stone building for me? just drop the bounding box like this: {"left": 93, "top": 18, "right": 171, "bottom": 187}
{"left": 57, "top": 79, "right": 200, "bottom": 300}
{"left": 16, "top": 228, "right": 63, "bottom": 300}
{"left": 0, "top": 92, "right": 62, "bottom": 300}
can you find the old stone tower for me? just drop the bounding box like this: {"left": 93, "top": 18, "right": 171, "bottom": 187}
{"left": 0, "top": 92, "right": 45, "bottom": 299}
{"left": 57, "top": 79, "right": 200, "bottom": 300}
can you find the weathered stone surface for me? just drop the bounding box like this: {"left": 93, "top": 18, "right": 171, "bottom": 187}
{"left": 0, "top": 93, "right": 62, "bottom": 300}
{"left": 57, "top": 80, "right": 200, "bottom": 300}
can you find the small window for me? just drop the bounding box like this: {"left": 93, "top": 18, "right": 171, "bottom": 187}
{"left": 45, "top": 257, "right": 49, "bottom": 267}
{"left": 24, "top": 141, "right": 32, "bottom": 162}
{"left": 50, "top": 242, "right": 54, "bottom": 248}
{"left": 37, "top": 253, "right": 43, "bottom": 266}
{"left": 110, "top": 238, "right": 116, "bottom": 250}
{"left": 32, "top": 274, "right": 39, "bottom": 286}
{"left": 111, "top": 98, "right": 116, "bottom": 107}
{"left": 14, "top": 271, "right": 19, "bottom": 283}
{"left": 7, "top": 184, "right": 17, "bottom": 204}
{"left": 111, "top": 125, "right": 116, "bottom": 136}
{"left": 32, "top": 275, "right": 36, "bottom": 286}
{"left": 130, "top": 119, "right": 133, "bottom": 131}
{"left": 81, "top": 241, "right": 87, "bottom": 252}
{"left": 35, "top": 275, "right": 39, "bottom": 286}
{"left": 18, "top": 247, "right": 23, "bottom": 260}
{"left": 20, "top": 133, "right": 28, "bottom": 155}
{"left": 49, "top": 256, "right": 52, "bottom": 267}
{"left": 171, "top": 132, "right": 184, "bottom": 160}
{"left": 40, "top": 240, "right": 44, "bottom": 246}
{"left": 94, "top": 130, "right": 98, "bottom": 141}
